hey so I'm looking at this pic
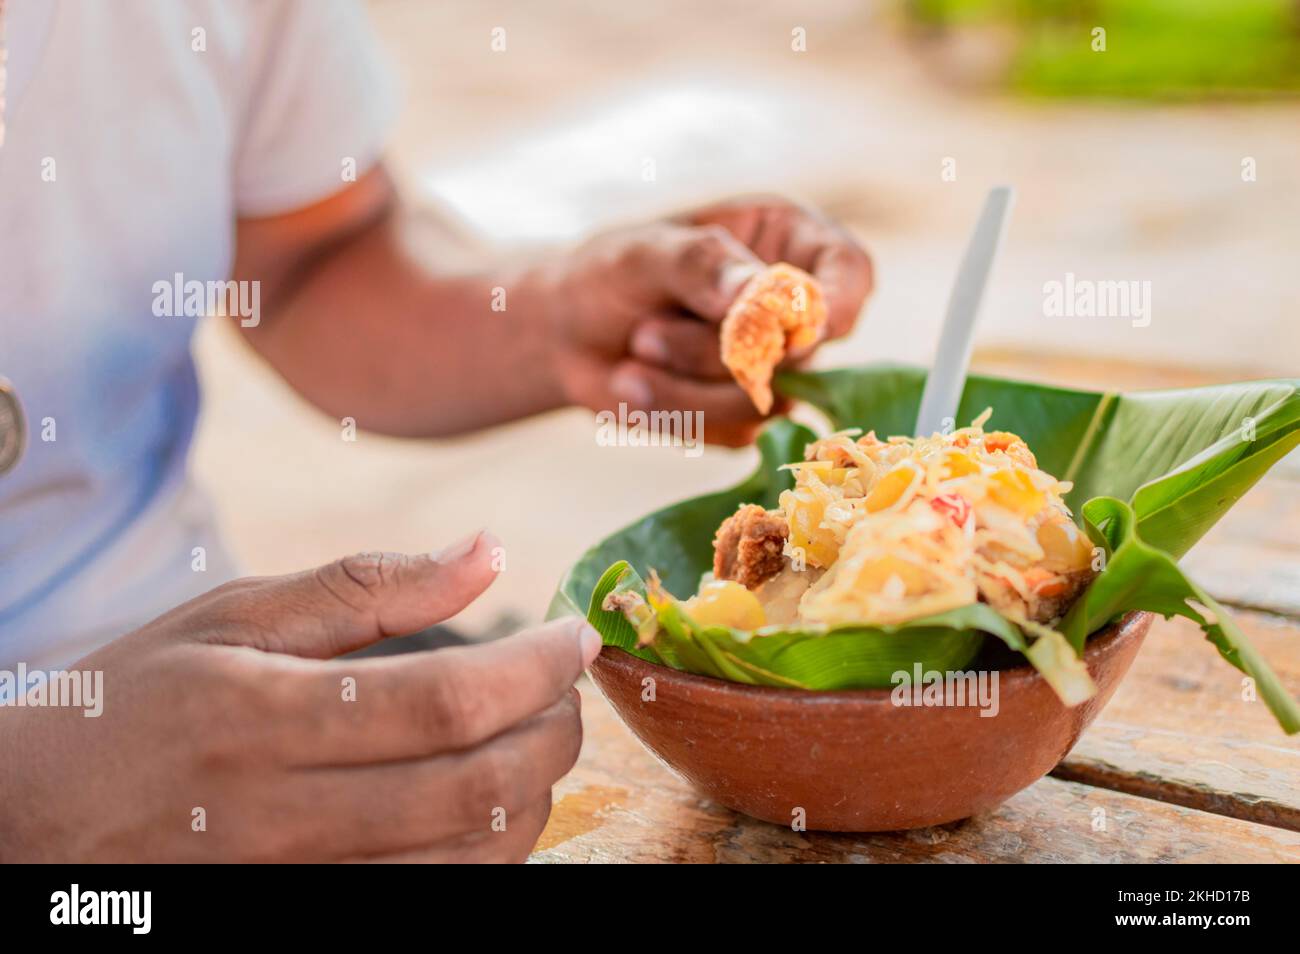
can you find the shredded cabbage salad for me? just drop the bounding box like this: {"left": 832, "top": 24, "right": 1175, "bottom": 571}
{"left": 690, "top": 410, "right": 1098, "bottom": 643}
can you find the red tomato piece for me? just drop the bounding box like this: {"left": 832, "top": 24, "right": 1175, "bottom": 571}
{"left": 930, "top": 493, "right": 971, "bottom": 527}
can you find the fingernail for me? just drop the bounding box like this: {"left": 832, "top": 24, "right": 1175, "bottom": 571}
{"left": 718, "top": 261, "right": 762, "bottom": 302}
{"left": 577, "top": 622, "right": 602, "bottom": 664}
{"left": 610, "top": 367, "right": 653, "bottom": 408}
{"left": 630, "top": 326, "right": 670, "bottom": 364}
{"left": 432, "top": 529, "right": 486, "bottom": 564}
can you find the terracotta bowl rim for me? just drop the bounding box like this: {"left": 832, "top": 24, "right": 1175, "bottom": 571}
{"left": 591, "top": 610, "right": 1152, "bottom": 705}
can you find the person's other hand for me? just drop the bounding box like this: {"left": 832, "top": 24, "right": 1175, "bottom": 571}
{"left": 0, "top": 531, "right": 597, "bottom": 863}
{"left": 536, "top": 195, "right": 873, "bottom": 446}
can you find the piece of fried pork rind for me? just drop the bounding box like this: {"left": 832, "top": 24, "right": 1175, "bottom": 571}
{"left": 712, "top": 503, "right": 789, "bottom": 590}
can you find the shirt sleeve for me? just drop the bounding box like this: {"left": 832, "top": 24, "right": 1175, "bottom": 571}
{"left": 232, "top": 0, "right": 400, "bottom": 216}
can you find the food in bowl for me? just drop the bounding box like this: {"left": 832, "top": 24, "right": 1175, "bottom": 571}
{"left": 606, "top": 412, "right": 1102, "bottom": 705}
{"left": 707, "top": 411, "right": 1095, "bottom": 631}
{"left": 567, "top": 366, "right": 1300, "bottom": 738}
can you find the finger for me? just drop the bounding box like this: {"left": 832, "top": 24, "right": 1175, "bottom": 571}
{"left": 702, "top": 397, "right": 794, "bottom": 447}
{"left": 279, "top": 617, "right": 599, "bottom": 765}
{"left": 808, "top": 238, "right": 874, "bottom": 344}
{"left": 628, "top": 315, "right": 731, "bottom": 380}
{"left": 200, "top": 532, "right": 502, "bottom": 658}
{"left": 296, "top": 693, "right": 580, "bottom": 859}
{"left": 701, "top": 420, "right": 764, "bottom": 448}
{"left": 347, "top": 793, "right": 553, "bottom": 864}
{"left": 607, "top": 359, "right": 764, "bottom": 427}
{"left": 636, "top": 224, "right": 764, "bottom": 322}
{"left": 685, "top": 198, "right": 874, "bottom": 345}
{"left": 680, "top": 199, "right": 782, "bottom": 259}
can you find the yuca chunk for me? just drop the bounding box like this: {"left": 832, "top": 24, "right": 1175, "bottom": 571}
{"left": 712, "top": 503, "right": 789, "bottom": 590}
{"left": 720, "top": 263, "right": 828, "bottom": 414}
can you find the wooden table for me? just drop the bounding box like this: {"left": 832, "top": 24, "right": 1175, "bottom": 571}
{"left": 531, "top": 355, "right": 1300, "bottom": 863}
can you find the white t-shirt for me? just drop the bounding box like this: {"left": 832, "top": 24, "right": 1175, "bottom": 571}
{"left": 0, "top": 0, "right": 397, "bottom": 668}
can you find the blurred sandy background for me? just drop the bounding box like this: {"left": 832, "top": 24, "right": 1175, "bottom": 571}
{"left": 191, "top": 0, "right": 1300, "bottom": 636}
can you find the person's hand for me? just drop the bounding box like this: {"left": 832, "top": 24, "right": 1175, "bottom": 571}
{"left": 535, "top": 195, "right": 873, "bottom": 446}
{"left": 0, "top": 531, "right": 599, "bottom": 863}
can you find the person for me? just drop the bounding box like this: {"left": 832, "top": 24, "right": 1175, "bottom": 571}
{"left": 0, "top": 0, "right": 872, "bottom": 861}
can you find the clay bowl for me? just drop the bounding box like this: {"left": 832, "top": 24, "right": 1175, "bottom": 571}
{"left": 588, "top": 612, "right": 1152, "bottom": 831}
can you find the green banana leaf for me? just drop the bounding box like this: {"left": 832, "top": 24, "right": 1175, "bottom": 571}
{"left": 1062, "top": 497, "right": 1299, "bottom": 732}
{"left": 585, "top": 559, "right": 1014, "bottom": 690}
{"left": 550, "top": 363, "right": 1300, "bottom": 732}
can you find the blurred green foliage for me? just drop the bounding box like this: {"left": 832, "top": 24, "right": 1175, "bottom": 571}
{"left": 910, "top": 0, "right": 1300, "bottom": 97}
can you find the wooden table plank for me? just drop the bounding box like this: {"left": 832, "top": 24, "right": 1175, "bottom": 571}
{"left": 530, "top": 681, "right": 1300, "bottom": 863}
{"left": 970, "top": 348, "right": 1249, "bottom": 392}
{"left": 1180, "top": 473, "right": 1300, "bottom": 618}
{"left": 1054, "top": 610, "right": 1300, "bottom": 830}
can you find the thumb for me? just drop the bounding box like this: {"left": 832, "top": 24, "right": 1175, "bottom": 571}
{"left": 213, "top": 531, "right": 502, "bottom": 658}
{"left": 648, "top": 224, "right": 764, "bottom": 322}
